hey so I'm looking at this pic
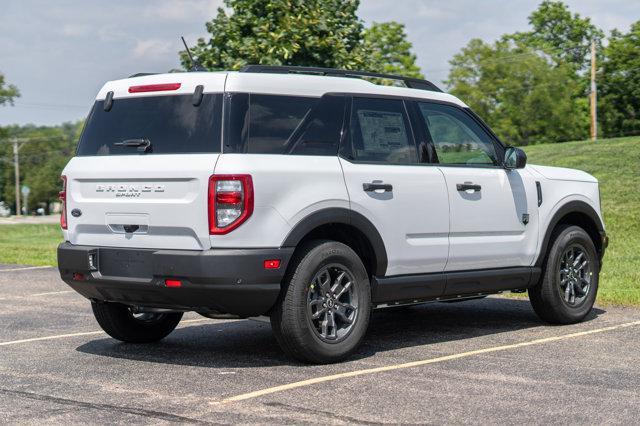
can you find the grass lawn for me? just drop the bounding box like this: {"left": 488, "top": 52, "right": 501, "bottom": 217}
{"left": 0, "top": 136, "right": 637, "bottom": 305}
{"left": 0, "top": 224, "right": 62, "bottom": 266}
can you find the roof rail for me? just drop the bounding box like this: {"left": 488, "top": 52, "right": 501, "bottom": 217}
{"left": 240, "top": 65, "right": 442, "bottom": 92}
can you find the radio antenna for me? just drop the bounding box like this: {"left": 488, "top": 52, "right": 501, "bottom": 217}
{"left": 181, "top": 36, "right": 206, "bottom": 72}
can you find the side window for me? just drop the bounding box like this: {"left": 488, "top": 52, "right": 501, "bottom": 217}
{"left": 288, "top": 95, "right": 346, "bottom": 156}
{"left": 347, "top": 97, "right": 417, "bottom": 164}
{"left": 224, "top": 93, "right": 344, "bottom": 155}
{"left": 417, "top": 102, "right": 498, "bottom": 165}
{"left": 224, "top": 94, "right": 319, "bottom": 154}
{"left": 247, "top": 94, "right": 318, "bottom": 153}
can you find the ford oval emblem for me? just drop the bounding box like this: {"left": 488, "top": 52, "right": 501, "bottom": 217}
{"left": 71, "top": 208, "right": 82, "bottom": 218}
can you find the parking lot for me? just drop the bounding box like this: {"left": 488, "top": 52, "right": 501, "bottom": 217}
{"left": 1, "top": 264, "right": 639, "bottom": 424}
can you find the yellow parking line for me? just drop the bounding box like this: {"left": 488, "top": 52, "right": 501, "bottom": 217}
{"left": 0, "top": 318, "right": 211, "bottom": 347}
{"left": 0, "top": 290, "right": 76, "bottom": 301}
{"left": 31, "top": 290, "right": 75, "bottom": 297}
{"left": 180, "top": 318, "right": 211, "bottom": 324}
{"left": 0, "top": 331, "right": 105, "bottom": 346}
{"left": 214, "top": 320, "right": 640, "bottom": 405}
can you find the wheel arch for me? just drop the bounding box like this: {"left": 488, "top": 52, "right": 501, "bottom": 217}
{"left": 281, "top": 208, "right": 388, "bottom": 276}
{"left": 536, "top": 200, "right": 605, "bottom": 267}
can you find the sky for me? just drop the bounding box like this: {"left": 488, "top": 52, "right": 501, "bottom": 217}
{"left": 1, "top": 0, "right": 638, "bottom": 126}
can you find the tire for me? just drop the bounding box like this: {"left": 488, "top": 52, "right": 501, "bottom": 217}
{"left": 91, "top": 302, "right": 183, "bottom": 343}
{"left": 270, "top": 240, "right": 371, "bottom": 364}
{"left": 529, "top": 225, "right": 599, "bottom": 324}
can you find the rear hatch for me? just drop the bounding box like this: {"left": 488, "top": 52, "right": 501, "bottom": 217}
{"left": 63, "top": 73, "right": 226, "bottom": 250}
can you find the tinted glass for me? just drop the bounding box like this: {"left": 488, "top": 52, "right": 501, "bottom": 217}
{"left": 348, "top": 97, "right": 417, "bottom": 164}
{"left": 77, "top": 94, "right": 222, "bottom": 156}
{"left": 224, "top": 94, "right": 320, "bottom": 154}
{"left": 288, "top": 95, "right": 346, "bottom": 156}
{"left": 417, "top": 103, "right": 497, "bottom": 165}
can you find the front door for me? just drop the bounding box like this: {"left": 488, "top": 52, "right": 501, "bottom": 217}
{"left": 339, "top": 96, "right": 449, "bottom": 277}
{"left": 414, "top": 101, "right": 539, "bottom": 271}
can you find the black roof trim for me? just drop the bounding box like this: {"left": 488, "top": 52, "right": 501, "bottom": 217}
{"left": 239, "top": 65, "right": 442, "bottom": 93}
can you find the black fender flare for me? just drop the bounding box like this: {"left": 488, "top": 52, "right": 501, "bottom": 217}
{"left": 536, "top": 200, "right": 605, "bottom": 267}
{"left": 281, "top": 208, "right": 388, "bottom": 276}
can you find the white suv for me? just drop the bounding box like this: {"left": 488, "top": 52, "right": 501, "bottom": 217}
{"left": 57, "top": 66, "right": 607, "bottom": 363}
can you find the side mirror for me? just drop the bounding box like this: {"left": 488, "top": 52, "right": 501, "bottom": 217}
{"left": 504, "top": 146, "right": 527, "bottom": 169}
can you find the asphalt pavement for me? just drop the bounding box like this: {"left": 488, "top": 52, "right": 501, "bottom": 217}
{"left": 0, "top": 264, "right": 638, "bottom": 424}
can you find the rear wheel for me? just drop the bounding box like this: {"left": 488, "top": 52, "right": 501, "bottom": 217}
{"left": 270, "top": 240, "right": 371, "bottom": 364}
{"left": 529, "top": 225, "right": 599, "bottom": 324}
{"left": 91, "top": 302, "right": 183, "bottom": 343}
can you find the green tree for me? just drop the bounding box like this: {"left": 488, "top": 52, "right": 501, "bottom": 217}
{"left": 362, "top": 22, "right": 423, "bottom": 79}
{"left": 180, "top": 0, "right": 422, "bottom": 79}
{"left": 1, "top": 122, "right": 80, "bottom": 214}
{"left": 512, "top": 0, "right": 604, "bottom": 73}
{"left": 0, "top": 72, "right": 19, "bottom": 106}
{"left": 180, "top": 0, "right": 366, "bottom": 70}
{"left": 600, "top": 21, "right": 640, "bottom": 138}
{"left": 447, "top": 38, "right": 587, "bottom": 145}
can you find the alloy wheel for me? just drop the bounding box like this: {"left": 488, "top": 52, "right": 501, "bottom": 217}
{"left": 306, "top": 264, "right": 359, "bottom": 342}
{"left": 558, "top": 244, "right": 593, "bottom": 306}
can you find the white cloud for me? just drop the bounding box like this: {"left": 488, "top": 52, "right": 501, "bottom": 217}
{"left": 132, "top": 39, "right": 172, "bottom": 59}
{"left": 61, "top": 24, "right": 90, "bottom": 37}
{"left": 142, "top": 0, "right": 222, "bottom": 21}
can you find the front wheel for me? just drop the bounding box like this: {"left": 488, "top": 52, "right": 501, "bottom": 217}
{"left": 92, "top": 302, "right": 183, "bottom": 343}
{"left": 270, "top": 240, "right": 371, "bottom": 364}
{"left": 529, "top": 225, "right": 599, "bottom": 324}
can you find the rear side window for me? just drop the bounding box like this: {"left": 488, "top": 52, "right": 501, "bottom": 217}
{"left": 345, "top": 97, "right": 418, "bottom": 164}
{"left": 77, "top": 94, "right": 222, "bottom": 156}
{"left": 224, "top": 93, "right": 345, "bottom": 155}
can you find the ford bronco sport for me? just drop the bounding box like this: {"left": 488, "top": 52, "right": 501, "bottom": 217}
{"left": 57, "top": 66, "right": 607, "bottom": 363}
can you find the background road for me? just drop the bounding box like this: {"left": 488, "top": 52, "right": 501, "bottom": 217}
{"left": 0, "top": 265, "right": 638, "bottom": 424}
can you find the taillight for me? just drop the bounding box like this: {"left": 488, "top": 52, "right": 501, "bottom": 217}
{"left": 59, "top": 175, "right": 67, "bottom": 230}
{"left": 208, "top": 175, "right": 253, "bottom": 235}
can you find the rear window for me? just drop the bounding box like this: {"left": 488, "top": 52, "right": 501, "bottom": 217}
{"left": 224, "top": 93, "right": 345, "bottom": 155}
{"left": 77, "top": 93, "right": 222, "bottom": 156}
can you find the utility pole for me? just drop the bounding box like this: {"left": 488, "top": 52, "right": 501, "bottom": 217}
{"left": 590, "top": 40, "right": 598, "bottom": 142}
{"left": 12, "top": 138, "right": 21, "bottom": 216}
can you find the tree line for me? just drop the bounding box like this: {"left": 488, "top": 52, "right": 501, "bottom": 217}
{"left": 0, "top": 0, "right": 638, "bottom": 213}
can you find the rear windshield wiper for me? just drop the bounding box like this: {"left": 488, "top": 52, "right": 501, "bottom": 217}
{"left": 114, "top": 138, "right": 152, "bottom": 153}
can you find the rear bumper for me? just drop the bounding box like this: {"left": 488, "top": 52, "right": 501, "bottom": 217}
{"left": 57, "top": 242, "right": 293, "bottom": 317}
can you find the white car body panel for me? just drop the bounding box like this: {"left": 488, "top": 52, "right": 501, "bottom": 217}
{"left": 224, "top": 72, "right": 467, "bottom": 106}
{"left": 340, "top": 159, "right": 449, "bottom": 276}
{"left": 62, "top": 154, "right": 219, "bottom": 250}
{"left": 528, "top": 164, "right": 598, "bottom": 183}
{"left": 96, "top": 72, "right": 228, "bottom": 100}
{"left": 212, "top": 154, "right": 349, "bottom": 248}
{"left": 439, "top": 167, "right": 540, "bottom": 270}
{"left": 527, "top": 164, "right": 602, "bottom": 265}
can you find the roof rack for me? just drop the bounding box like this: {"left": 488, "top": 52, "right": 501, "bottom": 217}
{"left": 239, "top": 65, "right": 442, "bottom": 92}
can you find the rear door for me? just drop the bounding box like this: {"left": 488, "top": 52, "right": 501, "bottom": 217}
{"left": 414, "top": 101, "right": 539, "bottom": 271}
{"left": 63, "top": 75, "right": 226, "bottom": 250}
{"left": 339, "top": 96, "right": 449, "bottom": 277}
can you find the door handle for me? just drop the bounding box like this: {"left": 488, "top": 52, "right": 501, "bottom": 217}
{"left": 456, "top": 183, "right": 481, "bottom": 192}
{"left": 363, "top": 182, "right": 393, "bottom": 192}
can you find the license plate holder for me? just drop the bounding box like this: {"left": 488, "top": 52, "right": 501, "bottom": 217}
{"left": 99, "top": 248, "right": 154, "bottom": 279}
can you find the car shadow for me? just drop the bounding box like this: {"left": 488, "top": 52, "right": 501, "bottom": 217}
{"left": 75, "top": 297, "right": 605, "bottom": 368}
